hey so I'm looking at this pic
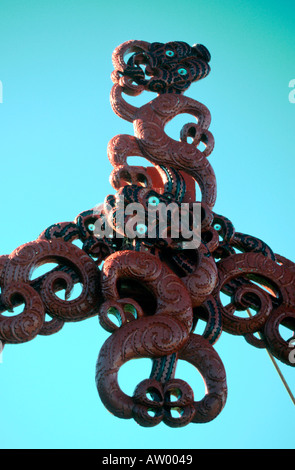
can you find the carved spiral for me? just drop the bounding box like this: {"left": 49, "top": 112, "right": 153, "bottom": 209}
{"left": 2, "top": 39, "right": 294, "bottom": 429}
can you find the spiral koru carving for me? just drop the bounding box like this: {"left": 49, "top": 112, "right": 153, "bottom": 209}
{"left": 1, "top": 40, "right": 294, "bottom": 428}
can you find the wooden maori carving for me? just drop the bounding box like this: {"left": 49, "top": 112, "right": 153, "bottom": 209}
{"left": 0, "top": 40, "right": 294, "bottom": 428}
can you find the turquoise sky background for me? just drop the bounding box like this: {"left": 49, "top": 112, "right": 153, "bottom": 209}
{"left": 0, "top": 0, "right": 294, "bottom": 449}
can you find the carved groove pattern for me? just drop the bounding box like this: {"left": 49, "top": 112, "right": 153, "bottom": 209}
{"left": 1, "top": 40, "right": 294, "bottom": 428}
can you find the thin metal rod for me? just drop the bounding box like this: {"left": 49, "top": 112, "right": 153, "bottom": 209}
{"left": 246, "top": 308, "right": 295, "bottom": 406}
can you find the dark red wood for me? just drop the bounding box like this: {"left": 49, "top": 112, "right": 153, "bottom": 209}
{"left": 0, "top": 40, "right": 294, "bottom": 428}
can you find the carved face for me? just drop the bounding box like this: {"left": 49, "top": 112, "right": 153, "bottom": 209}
{"left": 104, "top": 185, "right": 174, "bottom": 249}
{"left": 124, "top": 41, "right": 211, "bottom": 93}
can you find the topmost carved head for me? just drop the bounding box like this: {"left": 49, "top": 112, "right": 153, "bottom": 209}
{"left": 112, "top": 40, "right": 211, "bottom": 95}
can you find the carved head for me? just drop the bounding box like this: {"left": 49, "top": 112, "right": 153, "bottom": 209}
{"left": 112, "top": 40, "right": 211, "bottom": 94}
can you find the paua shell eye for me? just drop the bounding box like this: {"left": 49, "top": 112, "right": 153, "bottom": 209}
{"left": 136, "top": 224, "right": 147, "bottom": 235}
{"left": 148, "top": 196, "right": 160, "bottom": 206}
{"left": 165, "top": 50, "right": 174, "bottom": 57}
{"left": 178, "top": 67, "right": 188, "bottom": 76}
{"left": 88, "top": 223, "right": 95, "bottom": 232}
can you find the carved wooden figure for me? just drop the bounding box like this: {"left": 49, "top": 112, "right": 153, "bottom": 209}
{"left": 0, "top": 40, "right": 294, "bottom": 427}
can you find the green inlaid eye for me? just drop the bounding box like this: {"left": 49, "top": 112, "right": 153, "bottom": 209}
{"left": 166, "top": 50, "right": 174, "bottom": 57}
{"left": 136, "top": 224, "right": 147, "bottom": 235}
{"left": 214, "top": 223, "right": 222, "bottom": 231}
{"left": 148, "top": 196, "right": 160, "bottom": 206}
{"left": 178, "top": 67, "right": 188, "bottom": 76}
{"left": 88, "top": 223, "right": 95, "bottom": 232}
